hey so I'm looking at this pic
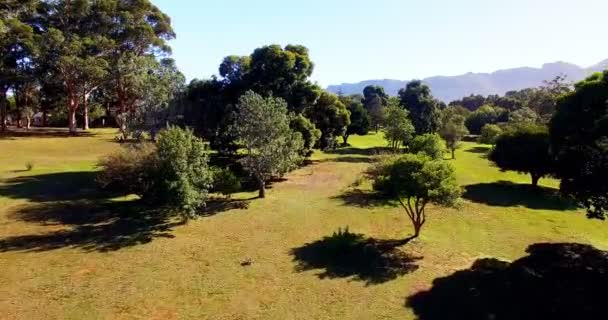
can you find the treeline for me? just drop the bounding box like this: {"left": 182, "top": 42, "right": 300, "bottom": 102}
{"left": 0, "top": 0, "right": 182, "bottom": 136}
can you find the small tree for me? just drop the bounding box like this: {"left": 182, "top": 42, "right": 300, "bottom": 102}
{"left": 509, "top": 107, "right": 538, "bottom": 124}
{"left": 343, "top": 101, "right": 371, "bottom": 145}
{"left": 479, "top": 124, "right": 503, "bottom": 145}
{"left": 372, "top": 153, "right": 461, "bottom": 239}
{"left": 410, "top": 133, "right": 446, "bottom": 160}
{"left": 290, "top": 114, "right": 321, "bottom": 156}
{"left": 439, "top": 108, "right": 469, "bottom": 159}
{"left": 489, "top": 124, "right": 552, "bottom": 186}
{"left": 305, "top": 91, "right": 350, "bottom": 149}
{"left": 234, "top": 91, "right": 304, "bottom": 198}
{"left": 383, "top": 104, "right": 415, "bottom": 152}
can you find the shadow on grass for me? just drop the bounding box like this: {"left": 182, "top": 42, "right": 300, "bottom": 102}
{"left": 332, "top": 189, "right": 396, "bottom": 208}
{"left": 291, "top": 228, "right": 422, "bottom": 285}
{"left": 406, "top": 242, "right": 608, "bottom": 319}
{"left": 324, "top": 156, "right": 375, "bottom": 164}
{"left": 466, "top": 146, "right": 492, "bottom": 154}
{"left": 0, "top": 172, "right": 100, "bottom": 202}
{"left": 0, "top": 199, "right": 183, "bottom": 252}
{"left": 326, "top": 146, "right": 390, "bottom": 156}
{"left": 0, "top": 127, "right": 98, "bottom": 140}
{"left": 463, "top": 181, "right": 578, "bottom": 211}
{"left": 202, "top": 197, "right": 253, "bottom": 216}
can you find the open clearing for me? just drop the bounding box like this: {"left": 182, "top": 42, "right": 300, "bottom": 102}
{"left": 1, "top": 129, "right": 606, "bottom": 319}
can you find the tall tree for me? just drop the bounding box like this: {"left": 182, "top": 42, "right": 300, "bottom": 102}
{"left": 341, "top": 97, "right": 370, "bottom": 145}
{"left": 383, "top": 104, "right": 415, "bottom": 152}
{"left": 551, "top": 71, "right": 608, "bottom": 219}
{"left": 439, "top": 108, "right": 469, "bottom": 159}
{"left": 398, "top": 80, "right": 441, "bottom": 135}
{"left": 362, "top": 85, "right": 388, "bottom": 131}
{"left": 305, "top": 91, "right": 350, "bottom": 149}
{"left": 233, "top": 91, "right": 304, "bottom": 198}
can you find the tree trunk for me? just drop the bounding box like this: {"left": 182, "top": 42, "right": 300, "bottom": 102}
{"left": 42, "top": 110, "right": 48, "bottom": 127}
{"left": 25, "top": 115, "right": 31, "bottom": 130}
{"left": 82, "top": 101, "right": 89, "bottom": 130}
{"left": 0, "top": 89, "right": 7, "bottom": 132}
{"left": 531, "top": 173, "right": 541, "bottom": 187}
{"left": 342, "top": 135, "right": 349, "bottom": 145}
{"left": 258, "top": 178, "right": 266, "bottom": 198}
{"left": 68, "top": 96, "right": 78, "bottom": 135}
{"left": 451, "top": 148, "right": 456, "bottom": 160}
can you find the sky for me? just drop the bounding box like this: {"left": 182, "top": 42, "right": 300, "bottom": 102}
{"left": 153, "top": 0, "right": 608, "bottom": 87}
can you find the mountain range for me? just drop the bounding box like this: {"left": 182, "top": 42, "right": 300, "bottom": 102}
{"left": 327, "top": 59, "right": 608, "bottom": 102}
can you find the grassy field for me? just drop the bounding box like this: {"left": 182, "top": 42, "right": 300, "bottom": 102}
{"left": 0, "top": 129, "right": 606, "bottom": 319}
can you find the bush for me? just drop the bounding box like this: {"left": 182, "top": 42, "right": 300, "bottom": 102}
{"left": 409, "top": 133, "right": 446, "bottom": 160}
{"left": 290, "top": 114, "right": 321, "bottom": 156}
{"left": 479, "top": 124, "right": 503, "bottom": 145}
{"left": 98, "top": 127, "right": 212, "bottom": 219}
{"left": 211, "top": 167, "right": 242, "bottom": 198}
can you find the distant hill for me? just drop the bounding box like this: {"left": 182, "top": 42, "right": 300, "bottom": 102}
{"left": 327, "top": 60, "right": 608, "bottom": 102}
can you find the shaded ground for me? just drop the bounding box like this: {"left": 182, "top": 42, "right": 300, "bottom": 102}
{"left": 0, "top": 127, "right": 98, "bottom": 140}
{"left": 463, "top": 181, "right": 578, "bottom": 210}
{"left": 407, "top": 242, "right": 608, "bottom": 320}
{"left": 291, "top": 228, "right": 421, "bottom": 285}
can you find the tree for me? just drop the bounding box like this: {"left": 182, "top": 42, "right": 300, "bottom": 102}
{"left": 290, "top": 113, "right": 321, "bottom": 156}
{"left": 410, "top": 133, "right": 446, "bottom": 160}
{"left": 509, "top": 107, "right": 538, "bottom": 124}
{"left": 479, "top": 124, "right": 503, "bottom": 145}
{"left": 372, "top": 153, "right": 461, "bottom": 239}
{"left": 465, "top": 105, "right": 505, "bottom": 134}
{"left": 343, "top": 100, "right": 370, "bottom": 145}
{"left": 551, "top": 71, "right": 608, "bottom": 219}
{"left": 383, "top": 104, "right": 415, "bottom": 152}
{"left": 305, "top": 91, "right": 350, "bottom": 149}
{"left": 398, "top": 80, "right": 441, "bottom": 135}
{"left": 489, "top": 124, "right": 553, "bottom": 187}
{"left": 439, "top": 108, "right": 469, "bottom": 159}
{"left": 362, "top": 85, "right": 388, "bottom": 131}
{"left": 233, "top": 91, "right": 304, "bottom": 198}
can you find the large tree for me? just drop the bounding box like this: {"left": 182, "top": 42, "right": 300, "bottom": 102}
{"left": 342, "top": 98, "right": 370, "bottom": 145}
{"left": 383, "top": 104, "right": 415, "bottom": 152}
{"left": 439, "top": 107, "right": 469, "bottom": 159}
{"left": 305, "top": 91, "right": 350, "bottom": 149}
{"left": 233, "top": 91, "right": 304, "bottom": 198}
{"left": 489, "top": 124, "right": 553, "bottom": 187}
{"left": 398, "top": 80, "right": 441, "bottom": 135}
{"left": 372, "top": 153, "right": 461, "bottom": 239}
{"left": 551, "top": 71, "right": 608, "bottom": 219}
{"left": 362, "top": 85, "right": 388, "bottom": 131}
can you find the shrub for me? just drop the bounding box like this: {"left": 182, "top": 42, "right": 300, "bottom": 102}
{"left": 479, "top": 124, "right": 503, "bottom": 145}
{"left": 212, "top": 167, "right": 242, "bottom": 198}
{"left": 409, "top": 133, "right": 446, "bottom": 160}
{"left": 290, "top": 114, "right": 321, "bottom": 156}
{"left": 98, "top": 127, "right": 212, "bottom": 219}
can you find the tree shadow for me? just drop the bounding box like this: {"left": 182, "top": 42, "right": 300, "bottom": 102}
{"left": 332, "top": 189, "right": 396, "bottom": 208}
{"left": 0, "top": 127, "right": 98, "bottom": 140}
{"left": 201, "top": 197, "right": 253, "bottom": 216}
{"left": 290, "top": 228, "right": 422, "bottom": 285}
{"left": 0, "top": 199, "right": 182, "bottom": 252}
{"left": 463, "top": 181, "right": 578, "bottom": 211}
{"left": 0, "top": 172, "right": 100, "bottom": 202}
{"left": 466, "top": 146, "right": 491, "bottom": 154}
{"left": 326, "top": 147, "right": 390, "bottom": 156}
{"left": 324, "top": 156, "right": 375, "bottom": 164}
{"left": 406, "top": 242, "right": 608, "bottom": 320}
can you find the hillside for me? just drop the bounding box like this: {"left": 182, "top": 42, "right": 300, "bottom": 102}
{"left": 327, "top": 59, "right": 608, "bottom": 102}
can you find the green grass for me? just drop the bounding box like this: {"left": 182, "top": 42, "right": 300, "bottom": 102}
{"left": 0, "top": 130, "right": 606, "bottom": 319}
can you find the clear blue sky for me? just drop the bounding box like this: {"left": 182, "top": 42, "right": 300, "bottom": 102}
{"left": 153, "top": 0, "right": 607, "bottom": 86}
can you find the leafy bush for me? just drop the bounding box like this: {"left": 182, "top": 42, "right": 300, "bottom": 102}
{"left": 290, "top": 114, "right": 321, "bottom": 156}
{"left": 479, "top": 124, "right": 503, "bottom": 145}
{"left": 98, "top": 127, "right": 212, "bottom": 219}
{"left": 211, "top": 167, "right": 242, "bottom": 198}
{"left": 409, "top": 133, "right": 446, "bottom": 160}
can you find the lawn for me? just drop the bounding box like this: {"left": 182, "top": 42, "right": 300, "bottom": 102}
{"left": 0, "top": 129, "right": 606, "bottom": 319}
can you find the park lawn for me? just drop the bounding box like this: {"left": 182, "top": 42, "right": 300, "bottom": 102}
{"left": 0, "top": 129, "right": 606, "bottom": 319}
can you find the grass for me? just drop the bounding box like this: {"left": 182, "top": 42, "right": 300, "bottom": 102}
{"left": 0, "top": 129, "right": 607, "bottom": 319}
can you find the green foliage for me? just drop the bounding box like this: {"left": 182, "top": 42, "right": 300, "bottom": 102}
{"left": 372, "top": 153, "right": 461, "bottom": 237}
{"left": 211, "top": 167, "right": 242, "bottom": 198}
{"left": 398, "top": 80, "right": 441, "bottom": 135}
{"left": 479, "top": 124, "right": 503, "bottom": 145}
{"left": 344, "top": 100, "right": 371, "bottom": 144}
{"left": 362, "top": 85, "right": 389, "bottom": 131}
{"left": 489, "top": 124, "right": 553, "bottom": 186}
{"left": 509, "top": 107, "right": 538, "bottom": 124}
{"left": 97, "top": 127, "right": 212, "bottom": 219}
{"left": 465, "top": 105, "right": 506, "bottom": 134}
{"left": 290, "top": 113, "right": 321, "bottom": 156}
{"left": 551, "top": 71, "right": 608, "bottom": 219}
{"left": 382, "top": 104, "right": 415, "bottom": 152}
{"left": 305, "top": 91, "right": 350, "bottom": 149}
{"left": 234, "top": 91, "right": 304, "bottom": 198}
{"left": 439, "top": 108, "right": 469, "bottom": 159}
{"left": 410, "top": 133, "right": 446, "bottom": 160}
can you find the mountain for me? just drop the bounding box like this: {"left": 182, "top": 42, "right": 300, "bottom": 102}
{"left": 327, "top": 60, "right": 607, "bottom": 102}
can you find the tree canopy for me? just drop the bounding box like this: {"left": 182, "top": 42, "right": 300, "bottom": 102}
{"left": 398, "top": 80, "right": 441, "bottom": 135}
